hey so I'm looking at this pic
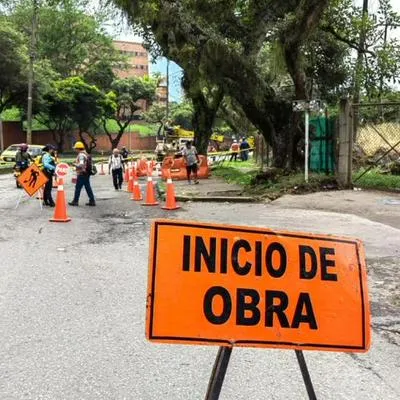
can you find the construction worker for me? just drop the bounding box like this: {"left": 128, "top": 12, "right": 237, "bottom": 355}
{"left": 15, "top": 143, "right": 31, "bottom": 171}
{"left": 14, "top": 144, "right": 32, "bottom": 188}
{"left": 69, "top": 141, "right": 96, "bottom": 207}
{"left": 230, "top": 140, "right": 240, "bottom": 162}
{"left": 121, "top": 147, "right": 129, "bottom": 164}
{"left": 42, "top": 144, "right": 56, "bottom": 207}
{"left": 240, "top": 138, "right": 250, "bottom": 161}
{"left": 182, "top": 141, "right": 200, "bottom": 184}
{"left": 108, "top": 148, "right": 125, "bottom": 190}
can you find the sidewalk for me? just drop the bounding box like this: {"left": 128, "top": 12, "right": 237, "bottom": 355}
{"left": 172, "top": 176, "right": 255, "bottom": 202}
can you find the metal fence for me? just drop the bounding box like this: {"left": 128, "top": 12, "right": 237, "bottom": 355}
{"left": 353, "top": 102, "right": 400, "bottom": 182}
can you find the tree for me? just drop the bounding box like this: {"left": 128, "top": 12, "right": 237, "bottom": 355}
{"left": 170, "top": 100, "right": 194, "bottom": 130}
{"left": 67, "top": 78, "right": 107, "bottom": 153}
{"left": 112, "top": 0, "right": 331, "bottom": 167}
{"left": 9, "top": 0, "right": 125, "bottom": 78}
{"left": 37, "top": 77, "right": 107, "bottom": 153}
{"left": 102, "top": 76, "right": 158, "bottom": 150}
{"left": 0, "top": 21, "right": 28, "bottom": 114}
{"left": 36, "top": 77, "right": 75, "bottom": 154}
{"left": 182, "top": 72, "right": 223, "bottom": 154}
{"left": 322, "top": 0, "right": 400, "bottom": 100}
{"left": 144, "top": 102, "right": 168, "bottom": 137}
{"left": 84, "top": 59, "right": 116, "bottom": 92}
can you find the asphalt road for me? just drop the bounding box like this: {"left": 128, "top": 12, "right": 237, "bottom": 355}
{"left": 0, "top": 172, "right": 399, "bottom": 400}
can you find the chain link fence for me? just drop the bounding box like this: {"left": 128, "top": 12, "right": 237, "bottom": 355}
{"left": 353, "top": 103, "right": 400, "bottom": 182}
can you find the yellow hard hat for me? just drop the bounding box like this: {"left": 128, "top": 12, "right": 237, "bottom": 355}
{"left": 73, "top": 141, "right": 85, "bottom": 150}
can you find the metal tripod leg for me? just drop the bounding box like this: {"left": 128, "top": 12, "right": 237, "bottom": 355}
{"left": 15, "top": 190, "right": 25, "bottom": 209}
{"left": 295, "top": 350, "right": 317, "bottom": 400}
{"left": 205, "top": 347, "right": 232, "bottom": 400}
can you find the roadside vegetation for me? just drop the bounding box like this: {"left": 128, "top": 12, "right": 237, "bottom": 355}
{"left": 353, "top": 169, "right": 400, "bottom": 191}
{"left": 212, "top": 160, "right": 337, "bottom": 200}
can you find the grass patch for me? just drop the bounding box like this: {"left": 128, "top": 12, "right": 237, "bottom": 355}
{"left": 249, "top": 173, "right": 337, "bottom": 200}
{"left": 354, "top": 169, "right": 400, "bottom": 191}
{"left": 213, "top": 166, "right": 258, "bottom": 186}
{"left": 213, "top": 160, "right": 257, "bottom": 169}
{"left": 213, "top": 163, "right": 338, "bottom": 200}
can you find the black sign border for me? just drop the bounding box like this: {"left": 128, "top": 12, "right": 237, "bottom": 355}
{"left": 148, "top": 221, "right": 367, "bottom": 351}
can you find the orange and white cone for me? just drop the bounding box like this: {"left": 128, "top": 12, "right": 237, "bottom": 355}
{"left": 126, "top": 168, "right": 134, "bottom": 193}
{"left": 142, "top": 176, "right": 159, "bottom": 206}
{"left": 131, "top": 167, "right": 143, "bottom": 201}
{"left": 131, "top": 179, "right": 143, "bottom": 201}
{"left": 49, "top": 183, "right": 71, "bottom": 223}
{"left": 124, "top": 167, "right": 130, "bottom": 183}
{"left": 162, "top": 174, "right": 180, "bottom": 210}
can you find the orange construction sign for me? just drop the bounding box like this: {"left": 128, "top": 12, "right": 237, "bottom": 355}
{"left": 147, "top": 220, "right": 371, "bottom": 353}
{"left": 17, "top": 164, "right": 49, "bottom": 197}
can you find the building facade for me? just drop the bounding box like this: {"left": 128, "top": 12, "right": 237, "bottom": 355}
{"left": 113, "top": 41, "right": 168, "bottom": 114}
{"left": 114, "top": 40, "right": 149, "bottom": 78}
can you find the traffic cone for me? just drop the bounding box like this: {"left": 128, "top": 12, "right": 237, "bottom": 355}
{"left": 99, "top": 162, "right": 106, "bottom": 176}
{"left": 124, "top": 167, "right": 130, "bottom": 182}
{"left": 142, "top": 176, "right": 159, "bottom": 206}
{"left": 130, "top": 167, "right": 142, "bottom": 201}
{"left": 162, "top": 172, "right": 180, "bottom": 210}
{"left": 49, "top": 182, "right": 71, "bottom": 223}
{"left": 126, "top": 168, "right": 134, "bottom": 193}
{"left": 131, "top": 179, "right": 143, "bottom": 201}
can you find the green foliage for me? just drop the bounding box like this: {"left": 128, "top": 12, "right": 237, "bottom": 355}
{"left": 0, "top": 21, "right": 28, "bottom": 113}
{"left": 354, "top": 169, "right": 400, "bottom": 190}
{"left": 170, "top": 101, "right": 194, "bottom": 130}
{"left": 323, "top": 0, "right": 400, "bottom": 100}
{"left": 101, "top": 75, "right": 158, "bottom": 149}
{"left": 8, "top": 0, "right": 124, "bottom": 78}
{"left": 144, "top": 103, "right": 167, "bottom": 124}
{"left": 112, "top": 0, "right": 332, "bottom": 166}
{"left": 36, "top": 76, "right": 108, "bottom": 152}
{"left": 1, "top": 107, "right": 22, "bottom": 121}
{"left": 84, "top": 60, "right": 116, "bottom": 91}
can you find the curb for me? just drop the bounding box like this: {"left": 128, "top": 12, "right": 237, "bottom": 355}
{"left": 175, "top": 195, "right": 257, "bottom": 203}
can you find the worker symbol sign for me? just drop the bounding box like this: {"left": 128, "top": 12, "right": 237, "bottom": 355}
{"left": 17, "top": 164, "right": 49, "bottom": 197}
{"left": 147, "top": 220, "right": 371, "bottom": 352}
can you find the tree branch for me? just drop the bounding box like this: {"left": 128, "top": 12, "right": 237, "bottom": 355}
{"left": 320, "top": 25, "right": 377, "bottom": 57}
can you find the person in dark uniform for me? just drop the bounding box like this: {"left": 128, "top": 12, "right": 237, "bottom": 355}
{"left": 42, "top": 145, "right": 57, "bottom": 206}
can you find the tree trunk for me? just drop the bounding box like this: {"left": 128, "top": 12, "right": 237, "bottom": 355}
{"left": 183, "top": 72, "right": 223, "bottom": 155}
{"left": 110, "top": 133, "right": 124, "bottom": 151}
{"left": 78, "top": 131, "right": 96, "bottom": 154}
{"left": 192, "top": 96, "right": 217, "bottom": 155}
{"left": 52, "top": 130, "right": 65, "bottom": 154}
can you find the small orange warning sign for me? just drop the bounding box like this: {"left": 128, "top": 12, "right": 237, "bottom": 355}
{"left": 18, "top": 164, "right": 49, "bottom": 197}
{"left": 147, "top": 220, "right": 371, "bottom": 352}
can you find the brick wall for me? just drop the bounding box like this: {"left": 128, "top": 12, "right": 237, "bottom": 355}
{"left": 2, "top": 122, "right": 157, "bottom": 153}
{"left": 2, "top": 122, "right": 26, "bottom": 148}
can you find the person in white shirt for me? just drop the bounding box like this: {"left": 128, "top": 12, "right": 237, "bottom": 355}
{"left": 108, "top": 148, "right": 125, "bottom": 190}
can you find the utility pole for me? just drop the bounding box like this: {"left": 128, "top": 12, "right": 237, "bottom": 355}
{"left": 352, "top": 0, "right": 369, "bottom": 140}
{"left": 27, "top": 0, "right": 38, "bottom": 145}
{"left": 166, "top": 58, "right": 170, "bottom": 120}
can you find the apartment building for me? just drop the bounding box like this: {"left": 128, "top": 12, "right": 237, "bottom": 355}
{"left": 114, "top": 40, "right": 149, "bottom": 78}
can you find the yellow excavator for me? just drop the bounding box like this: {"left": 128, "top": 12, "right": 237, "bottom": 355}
{"left": 154, "top": 125, "right": 254, "bottom": 161}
